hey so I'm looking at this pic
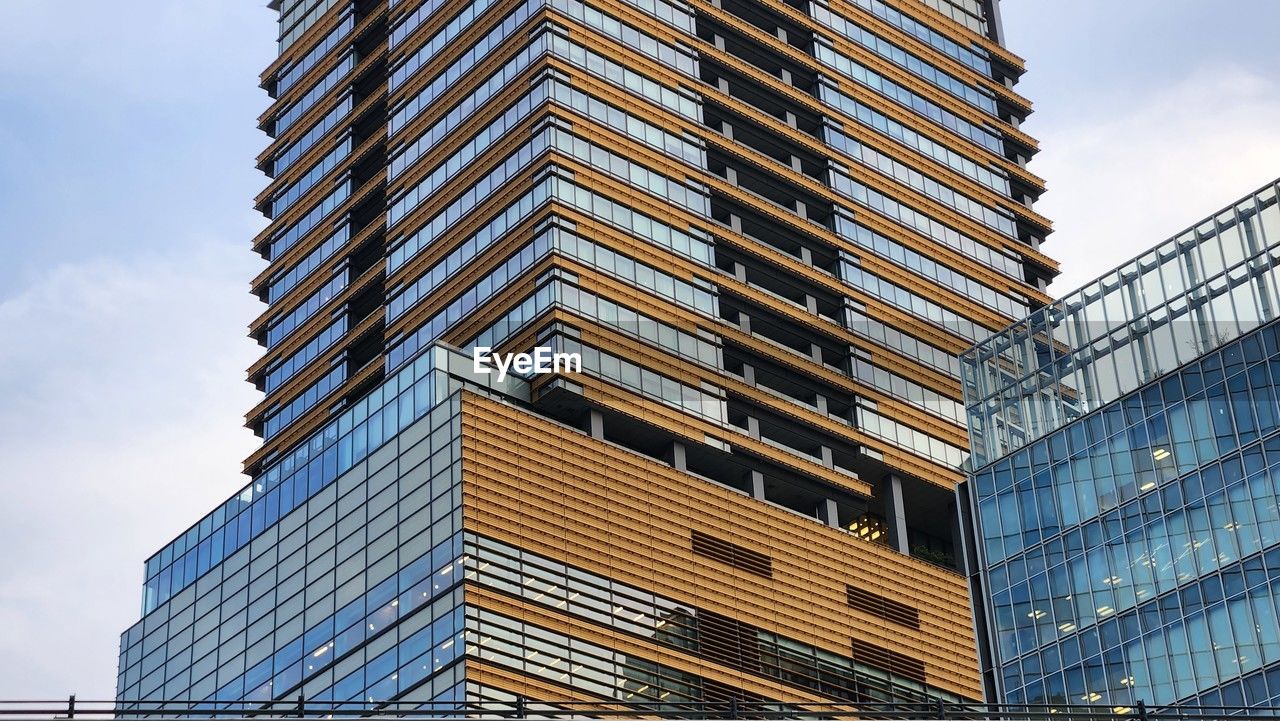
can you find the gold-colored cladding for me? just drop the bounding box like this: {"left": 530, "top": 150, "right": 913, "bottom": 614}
{"left": 248, "top": 0, "right": 1054, "bottom": 475}
{"left": 458, "top": 391, "right": 984, "bottom": 700}
{"left": 241, "top": 0, "right": 1056, "bottom": 705}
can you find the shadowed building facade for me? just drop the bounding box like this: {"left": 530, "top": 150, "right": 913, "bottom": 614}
{"left": 962, "top": 181, "right": 1280, "bottom": 709}
{"left": 117, "top": 0, "right": 1055, "bottom": 710}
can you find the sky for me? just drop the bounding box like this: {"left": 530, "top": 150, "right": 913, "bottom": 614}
{"left": 1000, "top": 0, "right": 1280, "bottom": 292}
{"left": 0, "top": 0, "right": 1278, "bottom": 703}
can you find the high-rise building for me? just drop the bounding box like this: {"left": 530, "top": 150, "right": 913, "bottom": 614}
{"left": 961, "top": 181, "right": 1280, "bottom": 710}
{"left": 117, "top": 0, "right": 1055, "bottom": 710}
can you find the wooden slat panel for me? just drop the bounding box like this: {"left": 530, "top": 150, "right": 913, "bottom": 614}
{"left": 457, "top": 391, "right": 983, "bottom": 699}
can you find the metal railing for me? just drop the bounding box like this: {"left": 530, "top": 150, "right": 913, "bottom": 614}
{"left": 5, "top": 697, "right": 1280, "bottom": 721}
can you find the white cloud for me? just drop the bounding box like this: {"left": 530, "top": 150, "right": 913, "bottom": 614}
{"left": 1030, "top": 64, "right": 1280, "bottom": 294}
{"left": 0, "top": 242, "right": 262, "bottom": 699}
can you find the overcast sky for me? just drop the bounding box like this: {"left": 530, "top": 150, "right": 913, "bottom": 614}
{"left": 0, "top": 0, "right": 1278, "bottom": 702}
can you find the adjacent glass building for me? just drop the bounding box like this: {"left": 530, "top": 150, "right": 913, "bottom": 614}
{"left": 118, "top": 0, "right": 1058, "bottom": 711}
{"left": 961, "top": 180, "right": 1280, "bottom": 709}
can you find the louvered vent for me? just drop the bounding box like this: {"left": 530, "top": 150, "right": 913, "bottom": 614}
{"left": 846, "top": 585, "right": 921, "bottom": 629}
{"left": 850, "top": 638, "right": 927, "bottom": 685}
{"left": 696, "top": 610, "right": 761, "bottom": 672}
{"left": 691, "top": 531, "right": 772, "bottom": 578}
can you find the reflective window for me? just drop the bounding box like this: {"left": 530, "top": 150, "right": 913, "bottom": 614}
{"left": 965, "top": 182, "right": 1280, "bottom": 465}
{"left": 273, "top": 96, "right": 352, "bottom": 176}
{"left": 273, "top": 137, "right": 351, "bottom": 217}
{"left": 839, "top": 0, "right": 990, "bottom": 74}
{"left": 811, "top": 2, "right": 995, "bottom": 115}
{"left": 275, "top": 13, "right": 353, "bottom": 95}
{"left": 847, "top": 305, "right": 962, "bottom": 379}
{"left": 138, "top": 351, "right": 458, "bottom": 613}
{"left": 275, "top": 53, "right": 353, "bottom": 136}
{"left": 265, "top": 317, "right": 347, "bottom": 393}
{"left": 465, "top": 534, "right": 963, "bottom": 703}
{"left": 555, "top": 334, "right": 727, "bottom": 423}
{"left": 831, "top": 165, "right": 1023, "bottom": 281}
{"left": 389, "top": 4, "right": 543, "bottom": 135}
{"left": 268, "top": 225, "right": 349, "bottom": 305}
{"left": 829, "top": 127, "right": 1016, "bottom": 237}
{"left": 388, "top": 84, "right": 551, "bottom": 225}
{"left": 815, "top": 42, "right": 1002, "bottom": 154}
{"left": 267, "top": 271, "right": 347, "bottom": 348}
{"left": 390, "top": 0, "right": 504, "bottom": 91}
{"left": 387, "top": 224, "right": 716, "bottom": 370}
{"left": 972, "top": 317, "right": 1280, "bottom": 707}
{"left": 821, "top": 83, "right": 1010, "bottom": 197}
{"left": 278, "top": 0, "right": 342, "bottom": 51}
{"left": 123, "top": 391, "right": 468, "bottom": 707}
{"left": 834, "top": 212, "right": 1028, "bottom": 319}
{"left": 842, "top": 255, "right": 991, "bottom": 343}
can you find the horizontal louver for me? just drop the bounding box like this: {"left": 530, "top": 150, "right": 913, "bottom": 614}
{"left": 846, "top": 585, "right": 921, "bottom": 629}
{"left": 851, "top": 638, "right": 927, "bottom": 685}
{"left": 696, "top": 610, "right": 762, "bottom": 672}
{"left": 691, "top": 530, "right": 773, "bottom": 578}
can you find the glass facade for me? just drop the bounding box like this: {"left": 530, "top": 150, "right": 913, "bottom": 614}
{"left": 965, "top": 179, "right": 1280, "bottom": 710}
{"left": 124, "top": 0, "right": 1058, "bottom": 709}
{"left": 963, "top": 182, "right": 1280, "bottom": 468}
{"left": 138, "top": 350, "right": 453, "bottom": 614}
{"left": 118, "top": 388, "right": 468, "bottom": 706}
